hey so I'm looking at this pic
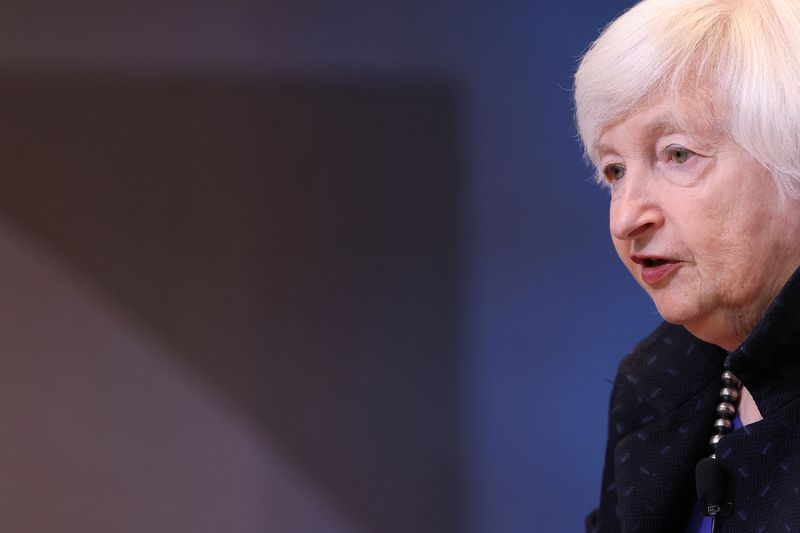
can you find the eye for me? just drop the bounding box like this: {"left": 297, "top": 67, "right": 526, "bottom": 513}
{"left": 602, "top": 163, "right": 626, "bottom": 183}
{"left": 665, "top": 144, "right": 696, "bottom": 164}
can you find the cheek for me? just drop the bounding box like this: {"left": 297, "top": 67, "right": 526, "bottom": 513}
{"left": 674, "top": 198, "right": 729, "bottom": 264}
{"left": 691, "top": 202, "right": 756, "bottom": 269}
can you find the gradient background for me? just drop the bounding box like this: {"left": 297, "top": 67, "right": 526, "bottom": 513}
{"left": 0, "top": 0, "right": 667, "bottom": 531}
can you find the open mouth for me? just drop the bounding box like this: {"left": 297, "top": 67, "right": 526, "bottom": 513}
{"left": 632, "top": 255, "right": 682, "bottom": 284}
{"left": 642, "top": 258, "right": 669, "bottom": 267}
{"left": 631, "top": 254, "right": 676, "bottom": 267}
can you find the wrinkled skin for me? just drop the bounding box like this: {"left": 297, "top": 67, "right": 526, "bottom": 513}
{"left": 596, "top": 99, "right": 800, "bottom": 353}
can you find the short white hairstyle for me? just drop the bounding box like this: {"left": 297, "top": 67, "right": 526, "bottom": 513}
{"left": 574, "top": 0, "right": 800, "bottom": 199}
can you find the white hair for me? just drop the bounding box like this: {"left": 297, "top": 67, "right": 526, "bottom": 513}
{"left": 574, "top": 0, "right": 800, "bottom": 199}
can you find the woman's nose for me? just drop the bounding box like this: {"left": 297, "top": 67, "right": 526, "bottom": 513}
{"left": 609, "top": 174, "right": 664, "bottom": 241}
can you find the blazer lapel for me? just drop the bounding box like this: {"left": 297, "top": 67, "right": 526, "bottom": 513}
{"left": 614, "top": 379, "right": 718, "bottom": 532}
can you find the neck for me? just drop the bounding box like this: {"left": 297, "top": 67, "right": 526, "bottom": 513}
{"left": 686, "top": 287, "right": 785, "bottom": 352}
{"left": 689, "top": 260, "right": 800, "bottom": 351}
{"left": 738, "top": 386, "right": 763, "bottom": 425}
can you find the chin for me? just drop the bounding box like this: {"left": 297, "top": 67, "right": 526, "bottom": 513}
{"left": 653, "top": 299, "right": 734, "bottom": 348}
{"left": 651, "top": 295, "right": 704, "bottom": 328}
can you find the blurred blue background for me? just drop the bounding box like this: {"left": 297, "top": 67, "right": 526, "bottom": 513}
{"left": 463, "top": 2, "right": 660, "bottom": 531}
{"left": 0, "top": 0, "right": 674, "bottom": 532}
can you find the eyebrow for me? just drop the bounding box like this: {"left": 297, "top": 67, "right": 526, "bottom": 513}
{"left": 645, "top": 116, "right": 687, "bottom": 137}
{"left": 592, "top": 114, "right": 700, "bottom": 160}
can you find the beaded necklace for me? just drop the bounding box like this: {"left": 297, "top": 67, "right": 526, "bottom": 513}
{"left": 696, "top": 370, "right": 743, "bottom": 532}
{"left": 708, "top": 370, "right": 742, "bottom": 459}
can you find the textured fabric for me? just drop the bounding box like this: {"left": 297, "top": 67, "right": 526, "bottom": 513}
{"left": 586, "top": 266, "right": 800, "bottom": 533}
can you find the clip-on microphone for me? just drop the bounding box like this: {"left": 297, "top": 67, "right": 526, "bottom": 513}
{"left": 696, "top": 457, "right": 733, "bottom": 533}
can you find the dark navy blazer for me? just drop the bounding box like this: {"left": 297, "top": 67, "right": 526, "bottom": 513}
{"left": 587, "top": 267, "right": 800, "bottom": 532}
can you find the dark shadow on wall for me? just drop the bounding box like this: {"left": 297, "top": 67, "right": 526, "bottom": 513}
{"left": 0, "top": 69, "right": 467, "bottom": 533}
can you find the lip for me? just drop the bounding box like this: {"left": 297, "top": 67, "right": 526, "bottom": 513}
{"left": 631, "top": 255, "right": 683, "bottom": 286}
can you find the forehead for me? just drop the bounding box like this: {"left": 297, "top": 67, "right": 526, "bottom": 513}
{"left": 594, "top": 99, "right": 724, "bottom": 159}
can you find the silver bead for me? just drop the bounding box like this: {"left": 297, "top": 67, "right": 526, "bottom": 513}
{"left": 710, "top": 453, "right": 716, "bottom": 459}
{"left": 714, "top": 418, "right": 733, "bottom": 433}
{"left": 721, "top": 371, "right": 741, "bottom": 388}
{"left": 720, "top": 387, "right": 740, "bottom": 404}
{"left": 717, "top": 402, "right": 736, "bottom": 418}
{"left": 710, "top": 433, "right": 724, "bottom": 447}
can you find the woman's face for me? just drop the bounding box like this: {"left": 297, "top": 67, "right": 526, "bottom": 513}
{"left": 596, "top": 99, "right": 800, "bottom": 350}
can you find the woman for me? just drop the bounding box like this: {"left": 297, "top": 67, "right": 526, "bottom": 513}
{"left": 574, "top": 0, "right": 800, "bottom": 531}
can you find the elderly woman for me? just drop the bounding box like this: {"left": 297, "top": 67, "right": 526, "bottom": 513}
{"left": 574, "top": 0, "right": 800, "bottom": 531}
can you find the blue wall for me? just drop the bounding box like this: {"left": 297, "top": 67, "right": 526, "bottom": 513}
{"left": 463, "top": 1, "right": 662, "bottom": 531}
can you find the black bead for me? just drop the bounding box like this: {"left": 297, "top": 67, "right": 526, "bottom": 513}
{"left": 720, "top": 387, "right": 740, "bottom": 404}
{"left": 716, "top": 402, "right": 736, "bottom": 418}
{"left": 721, "top": 370, "right": 741, "bottom": 388}
{"left": 714, "top": 418, "right": 733, "bottom": 433}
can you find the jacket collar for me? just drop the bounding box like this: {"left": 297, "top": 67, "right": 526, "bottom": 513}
{"left": 726, "top": 264, "right": 800, "bottom": 418}
{"left": 612, "top": 264, "right": 800, "bottom": 531}
{"left": 611, "top": 324, "right": 724, "bottom": 532}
